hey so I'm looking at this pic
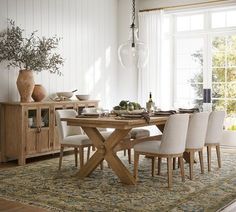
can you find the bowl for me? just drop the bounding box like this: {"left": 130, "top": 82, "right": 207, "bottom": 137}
{"left": 76, "top": 95, "right": 90, "bottom": 101}
{"left": 56, "top": 92, "right": 73, "bottom": 99}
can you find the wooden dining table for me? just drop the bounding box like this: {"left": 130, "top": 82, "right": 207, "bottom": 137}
{"left": 62, "top": 116, "right": 168, "bottom": 185}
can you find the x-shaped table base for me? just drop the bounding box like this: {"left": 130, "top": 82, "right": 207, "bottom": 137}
{"left": 76, "top": 127, "right": 136, "bottom": 185}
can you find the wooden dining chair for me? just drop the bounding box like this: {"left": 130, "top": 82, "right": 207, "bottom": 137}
{"left": 133, "top": 114, "right": 189, "bottom": 188}
{"left": 56, "top": 109, "right": 92, "bottom": 170}
{"left": 205, "top": 111, "right": 225, "bottom": 171}
{"left": 185, "top": 112, "right": 209, "bottom": 180}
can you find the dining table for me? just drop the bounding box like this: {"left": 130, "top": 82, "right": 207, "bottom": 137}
{"left": 62, "top": 115, "right": 168, "bottom": 185}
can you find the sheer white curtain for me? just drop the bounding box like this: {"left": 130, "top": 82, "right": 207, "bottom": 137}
{"left": 138, "top": 10, "right": 168, "bottom": 108}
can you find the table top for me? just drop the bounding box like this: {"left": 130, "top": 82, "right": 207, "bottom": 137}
{"left": 62, "top": 116, "right": 168, "bottom": 129}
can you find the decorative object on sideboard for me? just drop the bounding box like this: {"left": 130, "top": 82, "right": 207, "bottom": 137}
{"left": 32, "top": 84, "right": 47, "bottom": 102}
{"left": 16, "top": 69, "right": 35, "bottom": 102}
{"left": 0, "top": 20, "right": 64, "bottom": 102}
{"left": 76, "top": 94, "right": 90, "bottom": 101}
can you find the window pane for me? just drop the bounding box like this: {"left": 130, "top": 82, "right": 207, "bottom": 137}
{"left": 212, "top": 83, "right": 225, "bottom": 98}
{"left": 212, "top": 99, "right": 226, "bottom": 111}
{"left": 212, "top": 36, "right": 226, "bottom": 51}
{"left": 227, "top": 100, "right": 236, "bottom": 115}
{"left": 226, "top": 83, "right": 236, "bottom": 98}
{"left": 190, "top": 14, "right": 204, "bottom": 30}
{"left": 190, "top": 83, "right": 203, "bottom": 98}
{"left": 227, "top": 51, "right": 236, "bottom": 66}
{"left": 212, "top": 52, "right": 226, "bottom": 67}
{"left": 211, "top": 12, "right": 226, "bottom": 28}
{"left": 177, "top": 16, "right": 190, "bottom": 31}
{"left": 212, "top": 68, "right": 225, "bottom": 82}
{"left": 227, "top": 68, "right": 236, "bottom": 82}
{"left": 227, "top": 35, "right": 236, "bottom": 50}
{"left": 227, "top": 10, "right": 236, "bottom": 27}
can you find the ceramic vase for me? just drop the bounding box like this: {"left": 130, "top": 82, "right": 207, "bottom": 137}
{"left": 16, "top": 69, "right": 35, "bottom": 102}
{"left": 32, "top": 84, "right": 47, "bottom": 102}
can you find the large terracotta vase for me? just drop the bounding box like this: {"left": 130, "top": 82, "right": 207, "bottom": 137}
{"left": 32, "top": 84, "right": 47, "bottom": 102}
{"left": 16, "top": 69, "right": 35, "bottom": 102}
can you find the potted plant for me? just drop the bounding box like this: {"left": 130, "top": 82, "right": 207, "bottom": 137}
{"left": 0, "top": 20, "right": 64, "bottom": 102}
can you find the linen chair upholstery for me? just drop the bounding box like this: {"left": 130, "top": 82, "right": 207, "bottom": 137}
{"left": 123, "top": 128, "right": 150, "bottom": 164}
{"left": 205, "top": 111, "right": 225, "bottom": 171}
{"left": 185, "top": 112, "right": 209, "bottom": 179}
{"left": 133, "top": 114, "right": 189, "bottom": 188}
{"left": 56, "top": 109, "right": 92, "bottom": 170}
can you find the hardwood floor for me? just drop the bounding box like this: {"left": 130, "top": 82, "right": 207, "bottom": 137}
{"left": 0, "top": 198, "right": 47, "bottom": 212}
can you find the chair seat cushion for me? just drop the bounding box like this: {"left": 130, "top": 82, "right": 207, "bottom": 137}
{"left": 101, "top": 130, "right": 131, "bottom": 140}
{"left": 62, "top": 134, "right": 92, "bottom": 145}
{"left": 130, "top": 129, "right": 150, "bottom": 139}
{"left": 134, "top": 140, "right": 161, "bottom": 154}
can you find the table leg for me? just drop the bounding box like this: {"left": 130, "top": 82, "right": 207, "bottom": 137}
{"left": 78, "top": 127, "right": 136, "bottom": 185}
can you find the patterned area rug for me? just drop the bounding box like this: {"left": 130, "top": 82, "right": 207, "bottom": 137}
{"left": 0, "top": 147, "right": 236, "bottom": 211}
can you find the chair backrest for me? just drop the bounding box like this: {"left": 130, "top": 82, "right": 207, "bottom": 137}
{"left": 55, "top": 109, "right": 83, "bottom": 141}
{"left": 205, "top": 111, "right": 225, "bottom": 144}
{"left": 185, "top": 112, "right": 209, "bottom": 149}
{"left": 159, "top": 114, "right": 189, "bottom": 154}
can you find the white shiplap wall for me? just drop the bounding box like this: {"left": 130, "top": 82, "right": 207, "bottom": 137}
{"left": 0, "top": 0, "right": 118, "bottom": 109}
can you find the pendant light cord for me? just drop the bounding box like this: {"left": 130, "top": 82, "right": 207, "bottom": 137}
{"left": 131, "top": 0, "right": 135, "bottom": 48}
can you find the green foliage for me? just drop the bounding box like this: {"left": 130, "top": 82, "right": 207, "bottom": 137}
{"left": 191, "top": 35, "right": 236, "bottom": 115}
{"left": 0, "top": 20, "right": 64, "bottom": 75}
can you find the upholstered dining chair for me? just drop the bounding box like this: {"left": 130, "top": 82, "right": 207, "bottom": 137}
{"left": 124, "top": 128, "right": 150, "bottom": 164}
{"left": 56, "top": 109, "right": 92, "bottom": 170}
{"left": 133, "top": 114, "right": 189, "bottom": 188}
{"left": 185, "top": 112, "right": 209, "bottom": 180}
{"left": 205, "top": 111, "right": 225, "bottom": 171}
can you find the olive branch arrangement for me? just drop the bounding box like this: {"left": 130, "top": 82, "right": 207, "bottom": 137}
{"left": 0, "top": 20, "right": 64, "bottom": 75}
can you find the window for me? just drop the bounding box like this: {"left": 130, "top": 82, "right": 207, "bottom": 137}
{"left": 171, "top": 5, "right": 236, "bottom": 129}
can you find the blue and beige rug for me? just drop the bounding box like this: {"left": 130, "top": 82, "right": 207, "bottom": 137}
{"left": 0, "top": 147, "right": 236, "bottom": 211}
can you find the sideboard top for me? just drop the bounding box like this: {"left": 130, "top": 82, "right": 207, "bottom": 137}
{"left": 0, "top": 100, "right": 99, "bottom": 106}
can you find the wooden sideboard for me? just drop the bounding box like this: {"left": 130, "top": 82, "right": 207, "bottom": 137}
{"left": 0, "top": 100, "right": 99, "bottom": 165}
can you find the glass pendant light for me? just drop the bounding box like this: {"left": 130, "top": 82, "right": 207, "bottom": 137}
{"left": 118, "top": 0, "right": 148, "bottom": 70}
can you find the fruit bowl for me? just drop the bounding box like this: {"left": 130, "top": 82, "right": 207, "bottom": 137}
{"left": 76, "top": 95, "right": 90, "bottom": 101}
{"left": 56, "top": 92, "right": 73, "bottom": 99}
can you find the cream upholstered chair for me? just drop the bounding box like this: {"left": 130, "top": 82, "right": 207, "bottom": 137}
{"left": 205, "top": 111, "right": 225, "bottom": 171}
{"left": 56, "top": 109, "right": 92, "bottom": 170}
{"left": 125, "top": 128, "right": 150, "bottom": 164}
{"left": 185, "top": 112, "right": 209, "bottom": 180}
{"left": 133, "top": 114, "right": 189, "bottom": 188}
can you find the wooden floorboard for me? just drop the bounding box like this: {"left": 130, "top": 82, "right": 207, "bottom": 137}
{"left": 0, "top": 198, "right": 47, "bottom": 212}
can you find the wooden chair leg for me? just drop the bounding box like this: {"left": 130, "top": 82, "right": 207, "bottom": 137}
{"left": 178, "top": 157, "right": 180, "bottom": 168}
{"left": 173, "top": 157, "right": 176, "bottom": 170}
{"left": 157, "top": 157, "right": 162, "bottom": 175}
{"left": 100, "top": 161, "right": 104, "bottom": 170}
{"left": 87, "top": 146, "right": 91, "bottom": 162}
{"left": 207, "top": 145, "right": 211, "bottom": 172}
{"left": 151, "top": 157, "right": 156, "bottom": 177}
{"left": 133, "top": 152, "right": 140, "bottom": 179}
{"left": 189, "top": 150, "right": 194, "bottom": 180}
{"left": 198, "top": 150, "right": 204, "bottom": 174}
{"left": 167, "top": 157, "right": 173, "bottom": 188}
{"left": 128, "top": 149, "right": 132, "bottom": 164}
{"left": 58, "top": 146, "right": 64, "bottom": 170}
{"left": 216, "top": 144, "right": 221, "bottom": 168}
{"left": 179, "top": 156, "right": 185, "bottom": 182}
{"left": 79, "top": 147, "right": 84, "bottom": 168}
{"left": 74, "top": 147, "right": 78, "bottom": 167}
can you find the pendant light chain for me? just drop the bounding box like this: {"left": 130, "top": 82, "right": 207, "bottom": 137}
{"left": 131, "top": 0, "right": 136, "bottom": 48}
{"left": 131, "top": 0, "right": 135, "bottom": 27}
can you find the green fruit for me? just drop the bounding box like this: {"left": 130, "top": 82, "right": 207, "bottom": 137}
{"left": 113, "top": 106, "right": 121, "bottom": 110}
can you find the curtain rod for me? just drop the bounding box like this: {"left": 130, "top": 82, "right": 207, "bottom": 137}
{"left": 139, "top": 0, "right": 233, "bottom": 12}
